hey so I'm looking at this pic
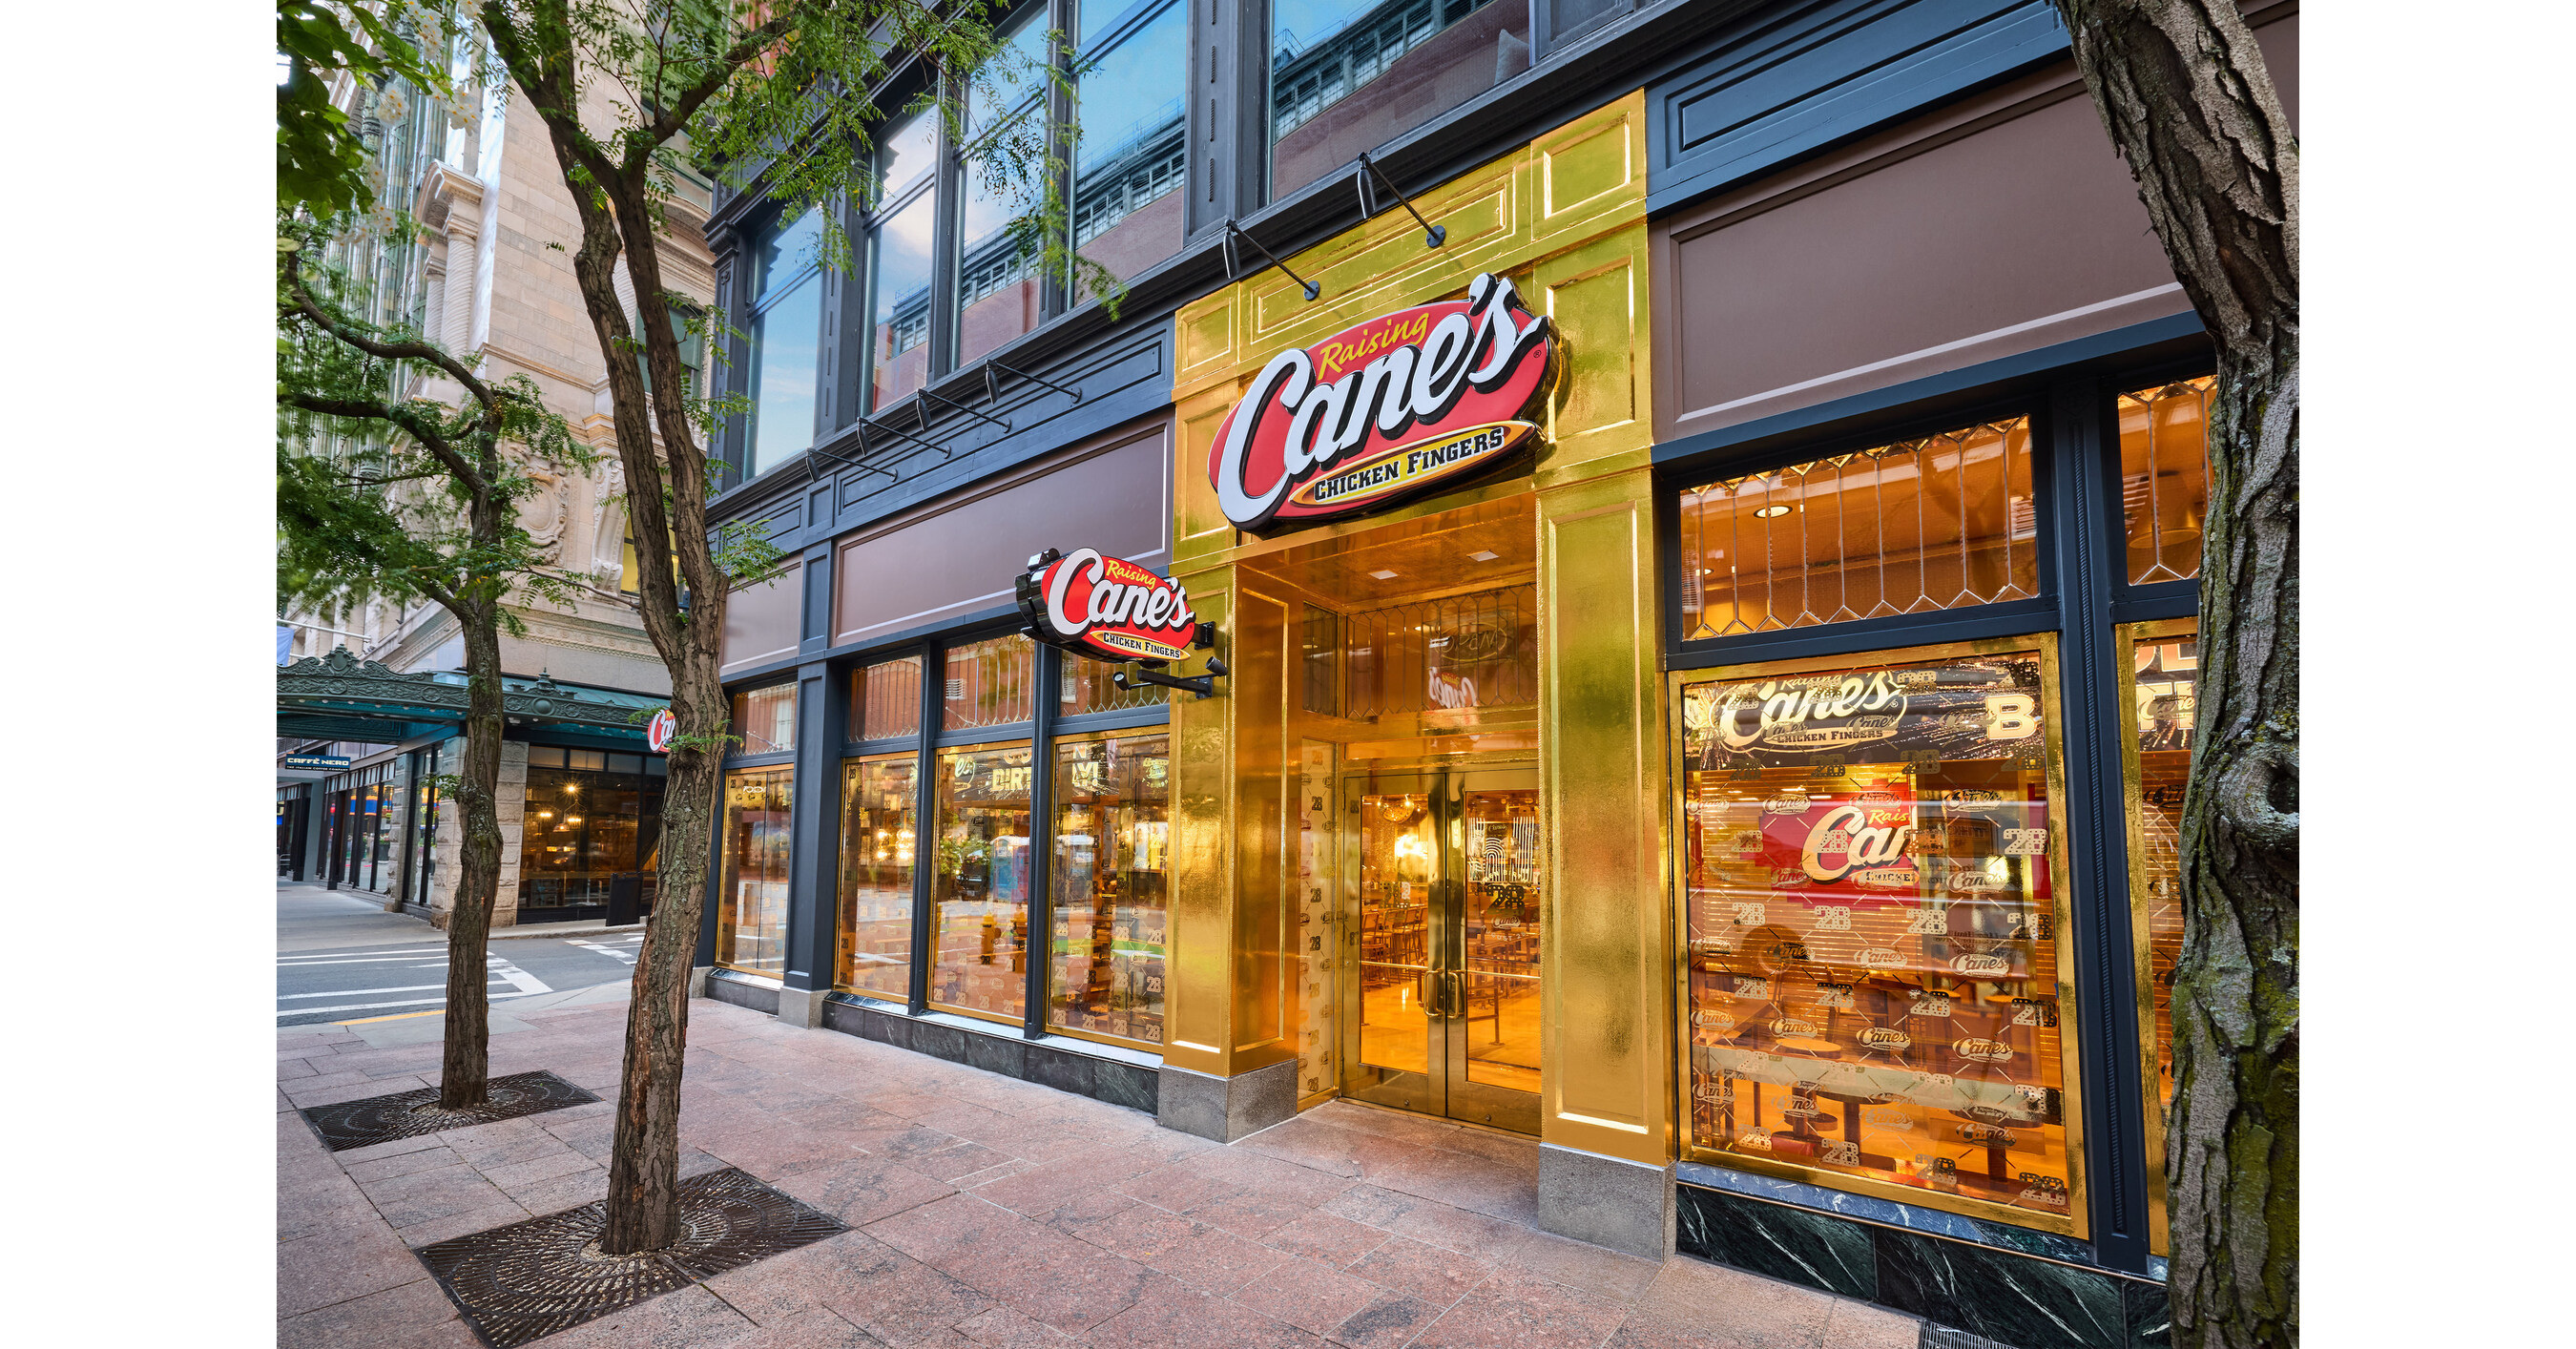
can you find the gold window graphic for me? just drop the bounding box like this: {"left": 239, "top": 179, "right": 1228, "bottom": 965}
{"left": 1679, "top": 419, "right": 2037, "bottom": 639}
{"left": 2119, "top": 617, "right": 2196, "bottom": 1255}
{"left": 1672, "top": 637, "right": 2084, "bottom": 1235}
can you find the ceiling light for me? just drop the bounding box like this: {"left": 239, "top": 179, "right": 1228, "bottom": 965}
{"left": 1466, "top": 550, "right": 1499, "bottom": 562}
{"left": 1368, "top": 569, "right": 1400, "bottom": 580}
{"left": 1755, "top": 505, "right": 1793, "bottom": 518}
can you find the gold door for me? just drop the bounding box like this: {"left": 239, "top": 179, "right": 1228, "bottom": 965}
{"left": 1343, "top": 763, "right": 1543, "bottom": 1132}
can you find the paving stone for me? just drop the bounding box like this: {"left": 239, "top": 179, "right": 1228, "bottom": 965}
{"left": 1079, "top": 1275, "right": 1322, "bottom": 1349}
{"left": 1346, "top": 1235, "right": 1496, "bottom": 1309}
{"left": 1263, "top": 1210, "right": 1393, "bottom": 1269}
{"left": 1407, "top": 1269, "right": 1630, "bottom": 1349}
{"left": 275, "top": 1275, "right": 478, "bottom": 1349}
{"left": 1231, "top": 1256, "right": 1386, "bottom": 1336}
{"left": 777, "top": 1153, "right": 960, "bottom": 1227}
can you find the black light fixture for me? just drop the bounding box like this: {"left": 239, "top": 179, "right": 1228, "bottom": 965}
{"left": 1355, "top": 152, "right": 1445, "bottom": 248}
{"left": 1223, "top": 218, "right": 1321, "bottom": 301}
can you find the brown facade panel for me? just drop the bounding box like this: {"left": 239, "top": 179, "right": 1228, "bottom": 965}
{"left": 1652, "top": 10, "right": 2297, "bottom": 444}
{"left": 831, "top": 420, "right": 1173, "bottom": 649}
{"left": 718, "top": 558, "right": 803, "bottom": 676}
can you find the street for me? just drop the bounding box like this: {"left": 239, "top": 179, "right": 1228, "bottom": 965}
{"left": 275, "top": 885, "right": 641, "bottom": 1028}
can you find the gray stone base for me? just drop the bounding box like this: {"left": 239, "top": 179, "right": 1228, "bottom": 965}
{"left": 776, "top": 986, "right": 827, "bottom": 1029}
{"left": 703, "top": 970, "right": 780, "bottom": 1015}
{"left": 1539, "top": 1142, "right": 1674, "bottom": 1260}
{"left": 1155, "top": 1059, "right": 1297, "bottom": 1143}
{"left": 688, "top": 966, "right": 710, "bottom": 999}
{"left": 818, "top": 995, "right": 1160, "bottom": 1112}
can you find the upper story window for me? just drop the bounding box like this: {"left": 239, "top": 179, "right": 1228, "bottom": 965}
{"left": 2117, "top": 377, "right": 2213, "bottom": 587}
{"left": 1070, "top": 0, "right": 1188, "bottom": 284}
{"left": 1268, "top": 0, "right": 1525, "bottom": 199}
{"left": 747, "top": 208, "right": 825, "bottom": 476}
{"left": 868, "top": 111, "right": 940, "bottom": 414}
{"left": 957, "top": 6, "right": 1055, "bottom": 366}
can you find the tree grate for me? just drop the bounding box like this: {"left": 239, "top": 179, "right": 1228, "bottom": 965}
{"left": 300, "top": 1070, "right": 599, "bottom": 1152}
{"left": 414, "top": 1168, "right": 848, "bottom": 1348}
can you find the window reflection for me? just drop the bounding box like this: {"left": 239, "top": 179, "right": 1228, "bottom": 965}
{"left": 1049, "top": 734, "right": 1171, "bottom": 1045}
{"left": 717, "top": 766, "right": 794, "bottom": 974}
{"left": 2117, "top": 378, "right": 2213, "bottom": 586}
{"left": 732, "top": 684, "right": 798, "bottom": 755}
{"left": 1072, "top": 0, "right": 1186, "bottom": 284}
{"left": 869, "top": 113, "right": 938, "bottom": 412}
{"left": 1268, "top": 0, "right": 1521, "bottom": 199}
{"left": 2123, "top": 621, "right": 2195, "bottom": 1250}
{"left": 748, "top": 209, "right": 824, "bottom": 475}
{"left": 930, "top": 743, "right": 1035, "bottom": 1020}
{"left": 943, "top": 633, "right": 1036, "bottom": 731}
{"left": 838, "top": 753, "right": 920, "bottom": 1002}
{"left": 959, "top": 5, "right": 1052, "bottom": 364}
{"left": 853, "top": 655, "right": 924, "bottom": 740}
{"left": 521, "top": 764, "right": 663, "bottom": 922}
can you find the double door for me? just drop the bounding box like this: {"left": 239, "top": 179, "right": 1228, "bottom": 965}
{"left": 1343, "top": 764, "right": 1544, "bottom": 1133}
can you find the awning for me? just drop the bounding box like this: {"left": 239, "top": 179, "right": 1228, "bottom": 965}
{"left": 278, "top": 646, "right": 662, "bottom": 744}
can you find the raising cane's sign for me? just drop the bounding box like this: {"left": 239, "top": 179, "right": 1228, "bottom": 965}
{"left": 1016, "top": 548, "right": 1201, "bottom": 666}
{"left": 1207, "top": 272, "right": 1555, "bottom": 536}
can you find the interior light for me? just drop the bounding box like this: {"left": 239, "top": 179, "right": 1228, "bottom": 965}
{"left": 536, "top": 810, "right": 553, "bottom": 819}
{"left": 1755, "top": 505, "right": 1794, "bottom": 518}
{"left": 1466, "top": 550, "right": 1499, "bottom": 562}
{"left": 1368, "top": 570, "right": 1400, "bottom": 580}
{"left": 566, "top": 816, "right": 584, "bottom": 824}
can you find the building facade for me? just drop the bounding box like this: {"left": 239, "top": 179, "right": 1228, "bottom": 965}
{"left": 693, "top": 4, "right": 2296, "bottom": 1347}
{"left": 277, "top": 22, "right": 711, "bottom": 926}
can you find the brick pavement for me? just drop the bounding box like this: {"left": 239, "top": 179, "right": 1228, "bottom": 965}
{"left": 278, "top": 996, "right": 1928, "bottom": 1348}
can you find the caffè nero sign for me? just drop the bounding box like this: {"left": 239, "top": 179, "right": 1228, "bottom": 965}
{"left": 1016, "top": 548, "right": 1200, "bottom": 665}
{"left": 1208, "top": 272, "right": 1556, "bottom": 536}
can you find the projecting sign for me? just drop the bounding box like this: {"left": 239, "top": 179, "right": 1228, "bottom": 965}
{"left": 1016, "top": 548, "right": 1201, "bottom": 666}
{"left": 1206, "top": 272, "right": 1556, "bottom": 536}
{"left": 282, "top": 755, "right": 349, "bottom": 773}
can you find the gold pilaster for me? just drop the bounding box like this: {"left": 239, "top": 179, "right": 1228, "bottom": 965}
{"left": 1536, "top": 467, "right": 1670, "bottom": 1166}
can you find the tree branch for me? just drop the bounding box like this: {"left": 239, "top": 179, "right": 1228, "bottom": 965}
{"left": 282, "top": 390, "right": 486, "bottom": 493}
{"left": 283, "top": 250, "right": 502, "bottom": 418}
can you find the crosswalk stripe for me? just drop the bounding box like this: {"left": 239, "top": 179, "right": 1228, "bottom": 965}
{"left": 277, "top": 990, "right": 544, "bottom": 1019}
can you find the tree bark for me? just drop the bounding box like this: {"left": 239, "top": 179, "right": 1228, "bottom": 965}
{"left": 439, "top": 588, "right": 508, "bottom": 1110}
{"left": 2049, "top": 5, "right": 2297, "bottom": 1347}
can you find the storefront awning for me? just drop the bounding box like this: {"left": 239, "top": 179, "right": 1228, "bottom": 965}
{"left": 278, "top": 646, "right": 661, "bottom": 744}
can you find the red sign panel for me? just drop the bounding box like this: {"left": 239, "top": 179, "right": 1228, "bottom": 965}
{"left": 645, "top": 708, "right": 676, "bottom": 754}
{"left": 1016, "top": 548, "right": 1200, "bottom": 665}
{"left": 1206, "top": 272, "right": 1555, "bottom": 536}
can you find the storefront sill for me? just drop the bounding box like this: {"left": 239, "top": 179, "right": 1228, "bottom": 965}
{"left": 1675, "top": 1160, "right": 2163, "bottom": 1281}
{"left": 818, "top": 993, "right": 1161, "bottom": 1114}
{"left": 704, "top": 968, "right": 784, "bottom": 1015}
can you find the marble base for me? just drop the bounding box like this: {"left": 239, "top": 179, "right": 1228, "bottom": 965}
{"left": 1672, "top": 1180, "right": 2170, "bottom": 1349}
{"left": 1156, "top": 1059, "right": 1297, "bottom": 1142}
{"left": 1537, "top": 1144, "right": 1673, "bottom": 1259}
{"left": 703, "top": 970, "right": 780, "bottom": 1015}
{"left": 775, "top": 985, "right": 827, "bottom": 1028}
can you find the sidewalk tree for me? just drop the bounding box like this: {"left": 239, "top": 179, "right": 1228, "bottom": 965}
{"left": 2049, "top": 4, "right": 2297, "bottom": 1345}
{"left": 278, "top": 206, "right": 597, "bottom": 1109}
{"left": 471, "top": 0, "right": 1109, "bottom": 1254}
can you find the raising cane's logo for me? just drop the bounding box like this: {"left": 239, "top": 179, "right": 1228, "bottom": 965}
{"left": 1207, "top": 273, "right": 1555, "bottom": 535}
{"left": 1015, "top": 548, "right": 1200, "bottom": 666}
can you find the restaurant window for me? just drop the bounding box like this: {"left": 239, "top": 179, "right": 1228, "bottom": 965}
{"left": 853, "top": 654, "right": 925, "bottom": 740}
{"left": 1268, "top": 0, "right": 1523, "bottom": 200}
{"left": 2120, "top": 618, "right": 2195, "bottom": 1254}
{"left": 957, "top": 4, "right": 1053, "bottom": 365}
{"left": 717, "top": 766, "right": 795, "bottom": 974}
{"left": 1058, "top": 654, "right": 1167, "bottom": 716}
{"left": 521, "top": 757, "right": 664, "bottom": 923}
{"left": 1072, "top": 0, "right": 1187, "bottom": 284}
{"left": 1049, "top": 732, "right": 1171, "bottom": 1046}
{"left": 747, "top": 207, "right": 825, "bottom": 476}
{"left": 1678, "top": 418, "right": 2038, "bottom": 641}
{"left": 837, "top": 752, "right": 921, "bottom": 1002}
{"left": 733, "top": 683, "right": 798, "bottom": 755}
{"left": 1674, "top": 639, "right": 2079, "bottom": 1231}
{"left": 868, "top": 110, "right": 939, "bottom": 412}
{"left": 929, "top": 741, "right": 1036, "bottom": 1021}
{"left": 2117, "top": 377, "right": 2213, "bottom": 587}
{"left": 943, "top": 633, "right": 1036, "bottom": 731}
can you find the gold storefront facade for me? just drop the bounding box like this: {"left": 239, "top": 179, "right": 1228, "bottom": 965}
{"left": 1157, "top": 91, "right": 1677, "bottom": 1214}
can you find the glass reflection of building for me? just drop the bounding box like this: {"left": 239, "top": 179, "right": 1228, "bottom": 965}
{"left": 519, "top": 747, "right": 666, "bottom": 924}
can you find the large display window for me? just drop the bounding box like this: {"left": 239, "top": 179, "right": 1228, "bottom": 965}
{"left": 836, "top": 752, "right": 920, "bottom": 1002}
{"left": 929, "top": 741, "right": 1035, "bottom": 1022}
{"left": 2119, "top": 617, "right": 2196, "bottom": 1255}
{"left": 1672, "top": 637, "right": 2084, "bottom": 1235}
{"left": 716, "top": 766, "right": 794, "bottom": 974}
{"left": 1047, "top": 732, "right": 1171, "bottom": 1047}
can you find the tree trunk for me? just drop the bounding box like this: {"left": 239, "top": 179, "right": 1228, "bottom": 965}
{"left": 438, "top": 597, "right": 508, "bottom": 1110}
{"left": 597, "top": 658, "right": 725, "bottom": 1253}
{"left": 2048, "top": 5, "right": 2297, "bottom": 1347}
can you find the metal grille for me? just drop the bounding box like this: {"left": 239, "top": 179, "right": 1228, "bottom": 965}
{"left": 1320, "top": 583, "right": 1536, "bottom": 720}
{"left": 414, "top": 1168, "right": 846, "bottom": 1349}
{"left": 300, "top": 1070, "right": 598, "bottom": 1153}
{"left": 1678, "top": 418, "right": 2036, "bottom": 639}
{"left": 2118, "top": 377, "right": 2213, "bottom": 585}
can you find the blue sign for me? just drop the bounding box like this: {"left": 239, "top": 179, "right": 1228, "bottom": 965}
{"left": 283, "top": 755, "right": 350, "bottom": 773}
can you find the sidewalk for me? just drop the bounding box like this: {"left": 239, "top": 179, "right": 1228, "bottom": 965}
{"left": 280, "top": 996, "right": 1929, "bottom": 1349}
{"left": 276, "top": 882, "right": 642, "bottom": 951}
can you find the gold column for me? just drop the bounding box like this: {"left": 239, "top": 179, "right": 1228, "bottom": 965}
{"left": 1162, "top": 571, "right": 1297, "bottom": 1081}
{"left": 1536, "top": 467, "right": 1670, "bottom": 1167}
